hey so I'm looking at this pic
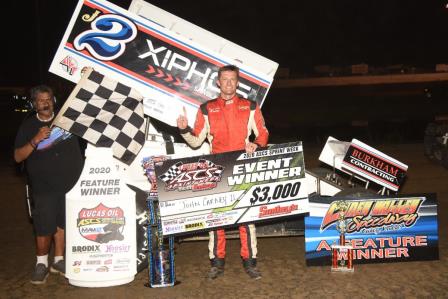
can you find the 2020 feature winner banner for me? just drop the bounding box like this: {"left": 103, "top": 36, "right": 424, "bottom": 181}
{"left": 155, "top": 142, "right": 309, "bottom": 236}
{"left": 49, "top": 0, "right": 275, "bottom": 126}
{"left": 305, "top": 194, "right": 439, "bottom": 266}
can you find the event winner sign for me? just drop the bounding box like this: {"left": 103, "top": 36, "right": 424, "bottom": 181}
{"left": 49, "top": 0, "right": 276, "bottom": 126}
{"left": 305, "top": 194, "right": 439, "bottom": 266}
{"left": 155, "top": 142, "right": 309, "bottom": 236}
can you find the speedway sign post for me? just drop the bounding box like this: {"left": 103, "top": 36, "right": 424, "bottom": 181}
{"left": 49, "top": 0, "right": 277, "bottom": 127}
{"left": 154, "top": 142, "right": 310, "bottom": 236}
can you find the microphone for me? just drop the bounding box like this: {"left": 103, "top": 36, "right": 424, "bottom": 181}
{"left": 37, "top": 106, "right": 50, "bottom": 112}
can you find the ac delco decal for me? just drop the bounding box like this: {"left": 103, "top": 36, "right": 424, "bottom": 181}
{"left": 77, "top": 203, "right": 125, "bottom": 243}
{"left": 159, "top": 159, "right": 224, "bottom": 192}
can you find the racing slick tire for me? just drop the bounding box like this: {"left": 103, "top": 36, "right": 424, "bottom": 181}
{"left": 441, "top": 146, "right": 448, "bottom": 169}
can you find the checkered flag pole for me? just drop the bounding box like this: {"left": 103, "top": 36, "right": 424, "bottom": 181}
{"left": 159, "top": 162, "right": 183, "bottom": 182}
{"left": 53, "top": 68, "right": 146, "bottom": 165}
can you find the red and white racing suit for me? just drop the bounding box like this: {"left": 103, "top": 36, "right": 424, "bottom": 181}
{"left": 180, "top": 95, "right": 269, "bottom": 263}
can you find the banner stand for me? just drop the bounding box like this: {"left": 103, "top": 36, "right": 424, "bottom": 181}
{"left": 66, "top": 147, "right": 137, "bottom": 287}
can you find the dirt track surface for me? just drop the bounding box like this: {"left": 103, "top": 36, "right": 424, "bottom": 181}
{"left": 1, "top": 143, "right": 447, "bottom": 299}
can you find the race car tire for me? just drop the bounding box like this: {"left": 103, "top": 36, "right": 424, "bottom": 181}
{"left": 441, "top": 146, "right": 448, "bottom": 169}
{"left": 430, "top": 143, "right": 445, "bottom": 163}
{"left": 423, "top": 123, "right": 438, "bottom": 161}
{"left": 424, "top": 123, "right": 443, "bottom": 162}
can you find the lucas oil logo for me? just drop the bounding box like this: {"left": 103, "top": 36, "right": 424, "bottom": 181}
{"left": 77, "top": 203, "right": 125, "bottom": 243}
{"left": 159, "top": 159, "right": 224, "bottom": 192}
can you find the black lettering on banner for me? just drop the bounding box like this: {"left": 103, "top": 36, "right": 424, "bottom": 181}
{"left": 250, "top": 182, "right": 301, "bottom": 205}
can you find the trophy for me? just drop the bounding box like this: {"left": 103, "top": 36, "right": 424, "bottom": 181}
{"left": 331, "top": 200, "right": 354, "bottom": 272}
{"left": 146, "top": 197, "right": 176, "bottom": 287}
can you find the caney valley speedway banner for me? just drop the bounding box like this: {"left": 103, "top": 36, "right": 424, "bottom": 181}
{"left": 154, "top": 142, "right": 310, "bottom": 236}
{"left": 49, "top": 0, "right": 274, "bottom": 126}
{"left": 305, "top": 194, "right": 439, "bottom": 265}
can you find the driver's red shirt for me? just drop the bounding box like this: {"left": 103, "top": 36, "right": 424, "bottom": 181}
{"left": 181, "top": 96, "right": 269, "bottom": 153}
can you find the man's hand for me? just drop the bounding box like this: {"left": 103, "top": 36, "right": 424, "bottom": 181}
{"left": 177, "top": 106, "right": 188, "bottom": 130}
{"left": 32, "top": 126, "right": 51, "bottom": 145}
{"left": 14, "top": 126, "right": 51, "bottom": 163}
{"left": 245, "top": 142, "right": 258, "bottom": 154}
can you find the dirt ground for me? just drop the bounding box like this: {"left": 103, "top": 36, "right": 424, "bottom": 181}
{"left": 1, "top": 143, "right": 447, "bottom": 299}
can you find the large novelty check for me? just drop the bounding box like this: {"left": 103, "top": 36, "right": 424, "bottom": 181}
{"left": 155, "top": 142, "right": 310, "bottom": 236}
{"left": 49, "top": 0, "right": 277, "bottom": 126}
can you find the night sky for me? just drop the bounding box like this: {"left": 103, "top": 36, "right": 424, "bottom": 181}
{"left": 3, "top": 0, "right": 448, "bottom": 86}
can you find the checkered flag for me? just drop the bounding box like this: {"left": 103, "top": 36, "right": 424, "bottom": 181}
{"left": 159, "top": 162, "right": 183, "bottom": 182}
{"left": 53, "top": 68, "right": 146, "bottom": 165}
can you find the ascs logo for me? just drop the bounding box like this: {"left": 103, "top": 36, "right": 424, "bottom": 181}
{"left": 74, "top": 14, "right": 137, "bottom": 61}
{"left": 159, "top": 159, "right": 224, "bottom": 192}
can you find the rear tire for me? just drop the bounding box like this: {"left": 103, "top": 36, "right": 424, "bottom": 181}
{"left": 441, "top": 146, "right": 448, "bottom": 169}
{"left": 424, "top": 123, "right": 438, "bottom": 160}
{"left": 424, "top": 122, "right": 446, "bottom": 163}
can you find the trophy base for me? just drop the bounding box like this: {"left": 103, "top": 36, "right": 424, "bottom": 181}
{"left": 331, "top": 267, "right": 354, "bottom": 273}
{"left": 331, "top": 244, "right": 354, "bottom": 273}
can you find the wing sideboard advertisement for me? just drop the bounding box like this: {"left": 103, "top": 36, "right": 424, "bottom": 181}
{"left": 342, "top": 139, "right": 408, "bottom": 191}
{"left": 49, "top": 0, "right": 277, "bottom": 126}
{"left": 154, "top": 142, "right": 310, "bottom": 236}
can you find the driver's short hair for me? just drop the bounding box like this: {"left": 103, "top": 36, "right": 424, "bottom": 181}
{"left": 30, "top": 85, "right": 54, "bottom": 103}
{"left": 218, "top": 65, "right": 239, "bottom": 80}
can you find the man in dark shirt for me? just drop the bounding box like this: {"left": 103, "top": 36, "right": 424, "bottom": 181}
{"left": 14, "top": 85, "right": 84, "bottom": 284}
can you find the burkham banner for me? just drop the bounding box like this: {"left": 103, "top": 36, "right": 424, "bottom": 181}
{"left": 154, "top": 142, "right": 309, "bottom": 236}
{"left": 305, "top": 194, "right": 439, "bottom": 266}
{"left": 342, "top": 139, "right": 408, "bottom": 191}
{"left": 49, "top": 0, "right": 276, "bottom": 126}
